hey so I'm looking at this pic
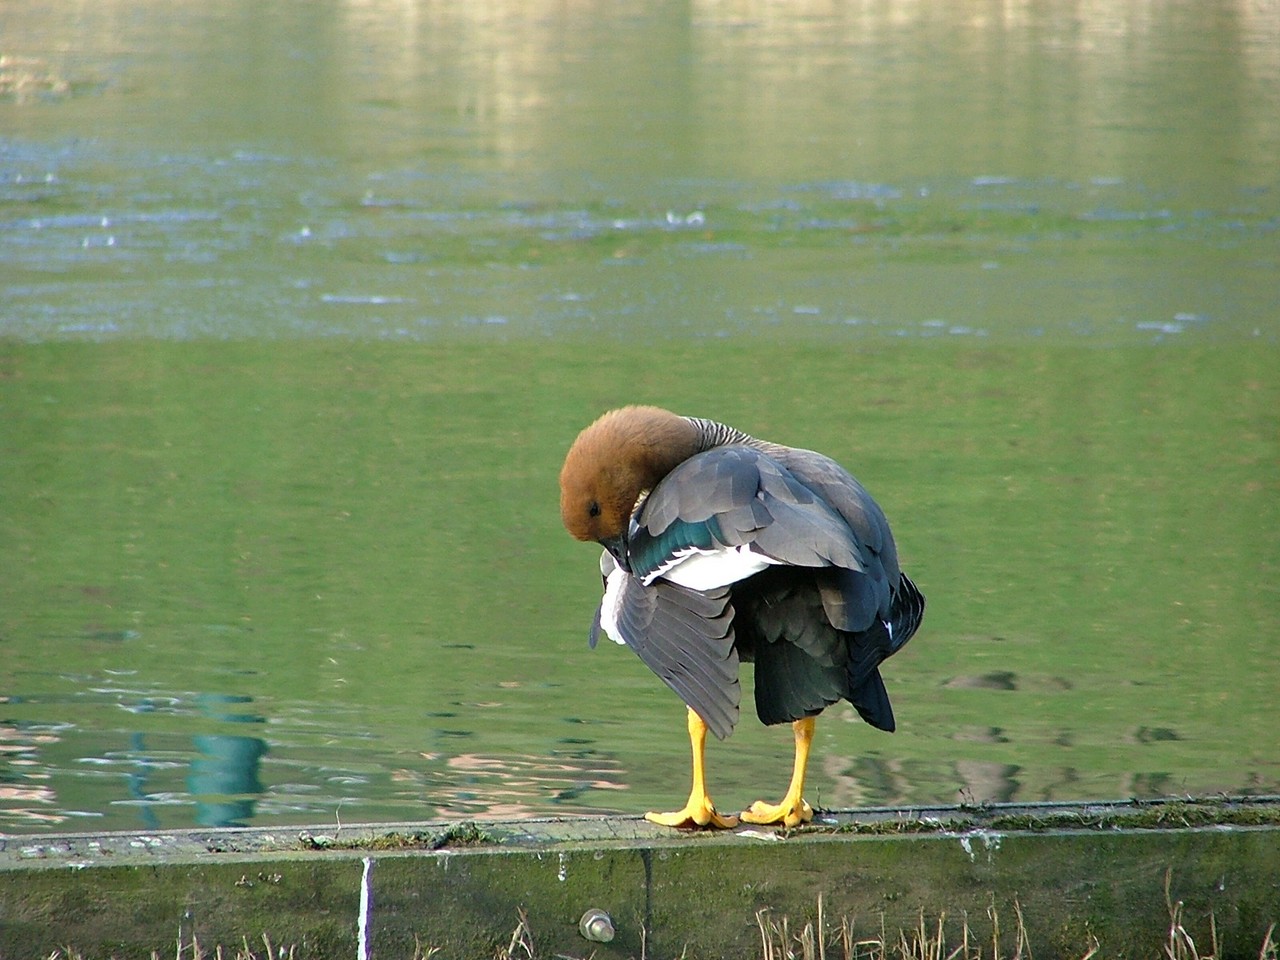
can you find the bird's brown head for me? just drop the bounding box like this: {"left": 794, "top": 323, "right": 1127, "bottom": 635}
{"left": 559, "top": 406, "right": 701, "bottom": 547}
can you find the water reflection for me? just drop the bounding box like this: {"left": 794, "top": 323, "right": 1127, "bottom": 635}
{"left": 0, "top": 688, "right": 268, "bottom": 831}
{"left": 187, "top": 694, "right": 267, "bottom": 827}
{"left": 1, "top": 0, "right": 1277, "bottom": 831}
{"left": 431, "top": 750, "right": 628, "bottom": 820}
{"left": 2, "top": 0, "right": 1276, "bottom": 341}
{"left": 0, "top": 718, "right": 65, "bottom": 826}
{"left": 3, "top": 621, "right": 1277, "bottom": 832}
{"left": 189, "top": 735, "right": 266, "bottom": 827}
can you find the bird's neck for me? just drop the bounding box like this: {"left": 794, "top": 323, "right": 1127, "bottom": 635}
{"left": 684, "top": 416, "right": 760, "bottom": 451}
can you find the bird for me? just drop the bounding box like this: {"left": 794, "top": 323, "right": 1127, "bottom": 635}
{"left": 559, "top": 405, "right": 924, "bottom": 828}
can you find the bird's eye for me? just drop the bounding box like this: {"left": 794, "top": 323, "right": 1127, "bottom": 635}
{"left": 588, "top": 501, "right": 601, "bottom": 518}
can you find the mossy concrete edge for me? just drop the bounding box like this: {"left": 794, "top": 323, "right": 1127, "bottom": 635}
{"left": 2, "top": 797, "right": 1278, "bottom": 958}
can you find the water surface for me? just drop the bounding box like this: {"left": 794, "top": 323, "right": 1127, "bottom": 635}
{"left": 2, "top": 0, "right": 1277, "bottom": 832}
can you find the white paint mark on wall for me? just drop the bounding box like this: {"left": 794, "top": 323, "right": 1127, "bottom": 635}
{"left": 358, "top": 856, "right": 374, "bottom": 960}
{"left": 958, "top": 830, "right": 1003, "bottom": 863}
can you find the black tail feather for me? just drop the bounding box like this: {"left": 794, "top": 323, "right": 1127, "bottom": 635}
{"left": 890, "top": 572, "right": 925, "bottom": 653}
{"left": 845, "top": 572, "right": 922, "bottom": 731}
{"left": 850, "top": 668, "right": 895, "bottom": 732}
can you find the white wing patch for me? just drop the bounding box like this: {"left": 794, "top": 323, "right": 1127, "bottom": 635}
{"left": 644, "top": 544, "right": 781, "bottom": 591}
{"left": 599, "top": 564, "right": 629, "bottom": 645}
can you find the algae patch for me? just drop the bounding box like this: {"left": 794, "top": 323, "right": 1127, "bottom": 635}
{"left": 984, "top": 799, "right": 1280, "bottom": 833}
{"left": 815, "top": 797, "right": 1280, "bottom": 839}
{"left": 819, "top": 816, "right": 972, "bottom": 837}
{"left": 297, "top": 821, "right": 494, "bottom": 852}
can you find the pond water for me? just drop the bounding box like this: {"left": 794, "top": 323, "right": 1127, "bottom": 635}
{"left": 1, "top": 1, "right": 1277, "bottom": 833}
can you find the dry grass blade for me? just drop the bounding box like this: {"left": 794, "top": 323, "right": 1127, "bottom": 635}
{"left": 500, "top": 907, "right": 536, "bottom": 960}
{"left": 818, "top": 893, "right": 826, "bottom": 960}
{"left": 1259, "top": 923, "right": 1278, "bottom": 960}
{"left": 755, "top": 897, "right": 1129, "bottom": 960}
{"left": 412, "top": 934, "right": 444, "bottom": 959}
{"left": 757, "top": 907, "right": 822, "bottom": 960}
{"left": 798, "top": 921, "right": 818, "bottom": 960}
{"left": 758, "top": 909, "right": 775, "bottom": 960}
{"left": 1163, "top": 868, "right": 1206, "bottom": 960}
{"left": 1012, "top": 899, "right": 1033, "bottom": 960}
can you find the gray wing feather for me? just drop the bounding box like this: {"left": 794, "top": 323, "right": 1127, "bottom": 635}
{"left": 773, "top": 447, "right": 901, "bottom": 584}
{"left": 770, "top": 447, "right": 902, "bottom": 629}
{"left": 639, "top": 447, "right": 869, "bottom": 571}
{"left": 609, "top": 573, "right": 741, "bottom": 740}
{"left": 816, "top": 565, "right": 890, "bottom": 633}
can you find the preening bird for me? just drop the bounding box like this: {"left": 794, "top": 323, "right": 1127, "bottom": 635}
{"left": 559, "top": 406, "right": 924, "bottom": 828}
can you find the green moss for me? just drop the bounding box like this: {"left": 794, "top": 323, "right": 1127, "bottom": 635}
{"left": 818, "top": 816, "right": 972, "bottom": 836}
{"left": 812, "top": 798, "right": 1280, "bottom": 838}
{"left": 298, "top": 820, "right": 495, "bottom": 851}
{"left": 986, "top": 801, "right": 1280, "bottom": 833}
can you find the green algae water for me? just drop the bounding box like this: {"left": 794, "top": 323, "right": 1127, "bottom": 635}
{"left": 2, "top": 1, "right": 1277, "bottom": 832}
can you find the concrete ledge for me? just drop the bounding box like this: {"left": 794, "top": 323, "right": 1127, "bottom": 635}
{"left": 2, "top": 797, "right": 1278, "bottom": 958}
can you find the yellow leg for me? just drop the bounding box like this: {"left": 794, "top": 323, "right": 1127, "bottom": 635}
{"left": 645, "top": 707, "right": 739, "bottom": 829}
{"left": 741, "top": 716, "right": 816, "bottom": 828}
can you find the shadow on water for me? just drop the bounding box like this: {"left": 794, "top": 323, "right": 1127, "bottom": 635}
{"left": 1, "top": 0, "right": 1277, "bottom": 831}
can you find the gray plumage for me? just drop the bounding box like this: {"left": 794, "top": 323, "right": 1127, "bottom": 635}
{"left": 589, "top": 413, "right": 924, "bottom": 741}
{"left": 593, "top": 552, "right": 742, "bottom": 740}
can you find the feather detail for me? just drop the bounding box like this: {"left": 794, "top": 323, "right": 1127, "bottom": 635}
{"left": 605, "top": 566, "right": 741, "bottom": 740}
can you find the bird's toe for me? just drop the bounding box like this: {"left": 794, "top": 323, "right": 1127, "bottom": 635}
{"left": 740, "top": 797, "right": 813, "bottom": 828}
{"left": 646, "top": 801, "right": 739, "bottom": 829}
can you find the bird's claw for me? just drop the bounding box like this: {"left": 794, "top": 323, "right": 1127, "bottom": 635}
{"left": 646, "top": 799, "right": 739, "bottom": 829}
{"left": 740, "top": 797, "right": 813, "bottom": 828}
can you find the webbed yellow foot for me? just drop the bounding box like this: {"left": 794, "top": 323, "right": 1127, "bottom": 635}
{"left": 740, "top": 716, "right": 818, "bottom": 828}
{"left": 645, "top": 707, "right": 739, "bottom": 829}
{"left": 740, "top": 797, "right": 813, "bottom": 828}
{"left": 646, "top": 799, "right": 739, "bottom": 829}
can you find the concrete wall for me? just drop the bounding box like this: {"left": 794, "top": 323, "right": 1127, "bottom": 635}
{"left": 2, "top": 799, "right": 1278, "bottom": 958}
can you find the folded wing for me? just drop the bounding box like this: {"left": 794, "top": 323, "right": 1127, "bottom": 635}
{"left": 592, "top": 552, "right": 741, "bottom": 740}
{"left": 630, "top": 446, "right": 871, "bottom": 578}
{"left": 629, "top": 445, "right": 897, "bottom": 633}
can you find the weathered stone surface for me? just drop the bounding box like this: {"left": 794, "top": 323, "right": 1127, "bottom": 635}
{"left": 2, "top": 798, "right": 1277, "bottom": 958}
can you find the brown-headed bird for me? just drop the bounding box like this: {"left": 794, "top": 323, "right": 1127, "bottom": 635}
{"left": 559, "top": 406, "right": 924, "bottom": 828}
